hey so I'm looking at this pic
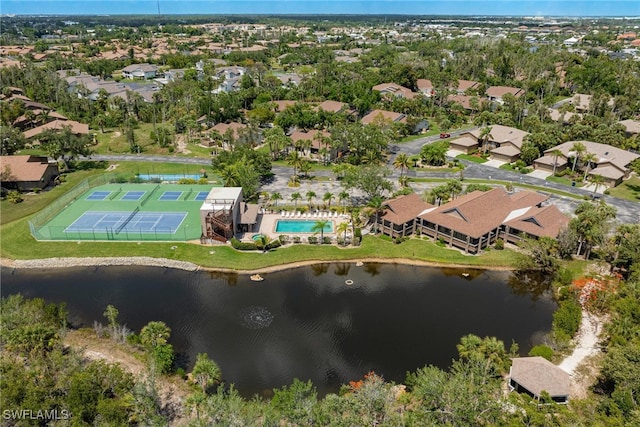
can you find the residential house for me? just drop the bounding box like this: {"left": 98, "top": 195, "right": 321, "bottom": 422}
{"left": 316, "top": 100, "right": 352, "bottom": 114}
{"left": 121, "top": 63, "right": 158, "bottom": 80}
{"left": 465, "top": 125, "right": 530, "bottom": 162}
{"left": 0, "top": 155, "right": 60, "bottom": 191}
{"left": 485, "top": 86, "right": 525, "bottom": 104}
{"left": 454, "top": 79, "right": 480, "bottom": 95}
{"left": 376, "top": 192, "right": 433, "bottom": 238}
{"left": 361, "top": 109, "right": 406, "bottom": 125}
{"left": 502, "top": 204, "right": 570, "bottom": 245}
{"left": 618, "top": 119, "right": 640, "bottom": 137}
{"left": 275, "top": 73, "right": 302, "bottom": 87}
{"left": 448, "top": 136, "right": 480, "bottom": 154}
{"left": 372, "top": 83, "right": 419, "bottom": 100}
{"left": 548, "top": 108, "right": 582, "bottom": 125}
{"left": 509, "top": 357, "right": 570, "bottom": 404}
{"left": 272, "top": 100, "right": 297, "bottom": 113}
{"left": 534, "top": 140, "right": 640, "bottom": 187}
{"left": 209, "top": 122, "right": 247, "bottom": 146}
{"left": 288, "top": 129, "right": 337, "bottom": 160}
{"left": 416, "top": 187, "right": 562, "bottom": 254}
{"left": 213, "top": 66, "right": 246, "bottom": 93}
{"left": 23, "top": 120, "right": 89, "bottom": 141}
{"left": 416, "top": 79, "right": 435, "bottom": 97}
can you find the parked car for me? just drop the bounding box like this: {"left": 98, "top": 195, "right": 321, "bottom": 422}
{"left": 439, "top": 133, "right": 451, "bottom": 139}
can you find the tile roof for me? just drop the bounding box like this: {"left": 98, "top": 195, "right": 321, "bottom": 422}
{"left": 449, "top": 136, "right": 479, "bottom": 148}
{"left": 486, "top": 86, "right": 525, "bottom": 99}
{"left": 381, "top": 193, "right": 433, "bottom": 225}
{"left": 543, "top": 140, "right": 640, "bottom": 172}
{"left": 470, "top": 125, "right": 529, "bottom": 149}
{"left": 317, "top": 100, "right": 348, "bottom": 113}
{"left": 1, "top": 155, "right": 57, "bottom": 182}
{"left": 361, "top": 109, "right": 405, "bottom": 125}
{"left": 23, "top": 120, "right": 89, "bottom": 140}
{"left": 419, "top": 188, "right": 549, "bottom": 239}
{"left": 510, "top": 357, "right": 570, "bottom": 398}
{"left": 504, "top": 205, "right": 570, "bottom": 238}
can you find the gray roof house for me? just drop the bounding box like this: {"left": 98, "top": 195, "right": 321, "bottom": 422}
{"left": 509, "top": 357, "right": 570, "bottom": 403}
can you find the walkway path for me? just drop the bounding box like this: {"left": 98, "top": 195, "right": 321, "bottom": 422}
{"left": 558, "top": 312, "right": 602, "bottom": 376}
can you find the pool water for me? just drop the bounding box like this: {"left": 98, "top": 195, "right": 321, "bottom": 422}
{"left": 275, "top": 219, "right": 334, "bottom": 233}
{"left": 138, "top": 174, "right": 202, "bottom": 181}
{"left": 252, "top": 234, "right": 266, "bottom": 241}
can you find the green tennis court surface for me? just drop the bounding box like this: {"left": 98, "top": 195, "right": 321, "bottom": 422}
{"left": 32, "top": 183, "right": 216, "bottom": 241}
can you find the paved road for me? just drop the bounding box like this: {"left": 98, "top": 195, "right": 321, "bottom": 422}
{"left": 85, "top": 150, "right": 640, "bottom": 224}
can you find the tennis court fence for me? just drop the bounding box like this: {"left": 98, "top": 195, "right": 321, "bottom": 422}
{"left": 28, "top": 174, "right": 115, "bottom": 235}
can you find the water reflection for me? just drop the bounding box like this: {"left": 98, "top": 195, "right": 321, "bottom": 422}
{"left": 0, "top": 264, "right": 556, "bottom": 397}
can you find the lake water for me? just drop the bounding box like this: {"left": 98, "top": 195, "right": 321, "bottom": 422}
{"left": 0, "top": 263, "right": 556, "bottom": 397}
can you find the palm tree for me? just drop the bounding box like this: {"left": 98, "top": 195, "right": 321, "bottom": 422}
{"left": 588, "top": 174, "right": 606, "bottom": 195}
{"left": 582, "top": 152, "right": 597, "bottom": 182}
{"left": 550, "top": 148, "right": 562, "bottom": 175}
{"left": 570, "top": 142, "right": 586, "bottom": 173}
{"left": 393, "top": 153, "right": 410, "bottom": 178}
{"left": 479, "top": 126, "right": 493, "bottom": 155}
{"left": 305, "top": 191, "right": 316, "bottom": 210}
{"left": 336, "top": 221, "right": 349, "bottom": 247}
{"left": 338, "top": 191, "right": 350, "bottom": 213}
{"left": 286, "top": 150, "right": 302, "bottom": 179}
{"left": 366, "top": 196, "right": 385, "bottom": 234}
{"left": 349, "top": 207, "right": 363, "bottom": 246}
{"left": 255, "top": 234, "right": 271, "bottom": 253}
{"left": 191, "top": 353, "right": 222, "bottom": 393}
{"left": 290, "top": 192, "right": 301, "bottom": 209}
{"left": 446, "top": 179, "right": 463, "bottom": 200}
{"left": 312, "top": 220, "right": 330, "bottom": 244}
{"left": 271, "top": 192, "right": 282, "bottom": 208}
{"left": 323, "top": 192, "right": 334, "bottom": 208}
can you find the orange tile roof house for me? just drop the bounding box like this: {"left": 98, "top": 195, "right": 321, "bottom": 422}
{"left": 376, "top": 192, "right": 433, "bottom": 238}
{"left": 416, "top": 79, "right": 434, "bottom": 97}
{"left": 316, "top": 100, "right": 351, "bottom": 114}
{"left": 416, "top": 187, "right": 566, "bottom": 254}
{"left": 509, "top": 357, "right": 570, "bottom": 403}
{"left": 1, "top": 155, "right": 60, "bottom": 191}
{"left": 23, "top": 120, "right": 89, "bottom": 141}
{"left": 535, "top": 140, "right": 640, "bottom": 187}
{"left": 454, "top": 79, "right": 480, "bottom": 94}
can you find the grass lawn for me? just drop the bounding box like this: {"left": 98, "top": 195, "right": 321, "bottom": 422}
{"left": 456, "top": 154, "right": 487, "bottom": 163}
{"left": 606, "top": 176, "right": 640, "bottom": 202}
{"left": 546, "top": 175, "right": 585, "bottom": 188}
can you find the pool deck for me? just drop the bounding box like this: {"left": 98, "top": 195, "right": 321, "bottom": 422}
{"left": 243, "top": 212, "right": 350, "bottom": 241}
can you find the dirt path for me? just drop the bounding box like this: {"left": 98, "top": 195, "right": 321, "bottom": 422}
{"left": 175, "top": 135, "right": 191, "bottom": 154}
{"left": 557, "top": 312, "right": 604, "bottom": 398}
{"left": 65, "top": 329, "right": 192, "bottom": 426}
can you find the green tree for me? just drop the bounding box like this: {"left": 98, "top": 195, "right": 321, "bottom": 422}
{"left": 365, "top": 196, "right": 385, "bottom": 234}
{"left": 305, "top": 190, "right": 316, "bottom": 210}
{"left": 271, "top": 192, "right": 282, "bottom": 208}
{"left": 420, "top": 141, "right": 448, "bottom": 166}
{"left": 393, "top": 153, "right": 411, "bottom": 177}
{"left": 341, "top": 165, "right": 393, "bottom": 200}
{"left": 191, "top": 353, "right": 222, "bottom": 394}
{"left": 322, "top": 191, "right": 334, "bottom": 208}
{"left": 570, "top": 141, "right": 586, "bottom": 173}
{"left": 290, "top": 192, "right": 301, "bottom": 209}
{"left": 269, "top": 379, "right": 317, "bottom": 426}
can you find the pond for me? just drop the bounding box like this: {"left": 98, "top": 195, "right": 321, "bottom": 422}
{"left": 0, "top": 263, "right": 555, "bottom": 397}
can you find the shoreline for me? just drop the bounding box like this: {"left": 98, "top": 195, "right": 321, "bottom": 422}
{"left": 0, "top": 256, "right": 515, "bottom": 274}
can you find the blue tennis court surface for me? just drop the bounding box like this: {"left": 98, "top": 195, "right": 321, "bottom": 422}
{"left": 86, "top": 191, "right": 110, "bottom": 200}
{"left": 159, "top": 191, "right": 183, "bottom": 201}
{"left": 195, "top": 191, "right": 208, "bottom": 201}
{"left": 121, "top": 191, "right": 145, "bottom": 201}
{"left": 65, "top": 211, "right": 187, "bottom": 234}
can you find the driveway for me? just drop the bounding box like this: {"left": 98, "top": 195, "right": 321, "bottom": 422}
{"left": 483, "top": 159, "right": 507, "bottom": 168}
{"left": 527, "top": 169, "right": 552, "bottom": 180}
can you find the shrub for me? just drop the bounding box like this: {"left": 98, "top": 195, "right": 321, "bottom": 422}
{"left": 322, "top": 237, "right": 331, "bottom": 244}
{"left": 553, "top": 297, "right": 581, "bottom": 340}
{"left": 128, "top": 176, "right": 144, "bottom": 183}
{"left": 529, "top": 344, "right": 554, "bottom": 361}
{"left": 7, "top": 191, "right": 23, "bottom": 204}
{"left": 111, "top": 175, "right": 129, "bottom": 183}
{"left": 198, "top": 177, "right": 209, "bottom": 184}
{"left": 178, "top": 178, "right": 198, "bottom": 185}
{"left": 308, "top": 236, "right": 318, "bottom": 245}
{"left": 293, "top": 236, "right": 301, "bottom": 243}
{"left": 394, "top": 236, "right": 408, "bottom": 244}
{"left": 494, "top": 238, "right": 504, "bottom": 250}
{"left": 379, "top": 234, "right": 393, "bottom": 242}
{"left": 266, "top": 239, "right": 282, "bottom": 250}
{"left": 279, "top": 235, "right": 289, "bottom": 244}
{"left": 230, "top": 237, "right": 257, "bottom": 251}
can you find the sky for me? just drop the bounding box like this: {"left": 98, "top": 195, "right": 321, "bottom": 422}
{"left": 1, "top": 1, "right": 639, "bottom": 17}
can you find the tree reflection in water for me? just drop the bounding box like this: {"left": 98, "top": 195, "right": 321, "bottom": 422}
{"left": 507, "top": 271, "right": 552, "bottom": 301}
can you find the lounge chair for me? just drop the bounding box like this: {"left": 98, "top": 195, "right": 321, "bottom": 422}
{"left": 281, "top": 210, "right": 285, "bottom": 217}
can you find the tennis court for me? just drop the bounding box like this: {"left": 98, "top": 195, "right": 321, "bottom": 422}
{"left": 30, "top": 182, "right": 220, "bottom": 241}
{"left": 120, "top": 191, "right": 146, "bottom": 201}
{"left": 66, "top": 211, "right": 187, "bottom": 234}
{"left": 159, "top": 191, "right": 183, "bottom": 201}
{"left": 86, "top": 191, "right": 111, "bottom": 200}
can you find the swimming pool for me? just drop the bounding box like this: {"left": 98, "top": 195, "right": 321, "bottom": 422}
{"left": 138, "top": 174, "right": 202, "bottom": 182}
{"left": 275, "top": 220, "right": 334, "bottom": 233}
